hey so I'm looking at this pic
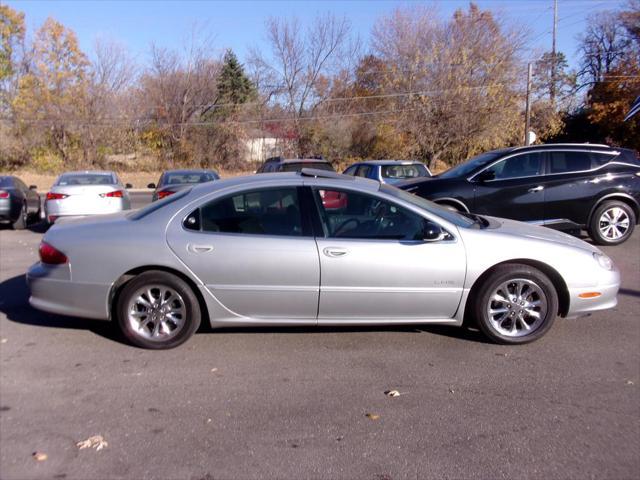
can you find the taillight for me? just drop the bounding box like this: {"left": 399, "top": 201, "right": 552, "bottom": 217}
{"left": 100, "top": 190, "right": 123, "bottom": 198}
{"left": 46, "top": 192, "right": 68, "bottom": 200}
{"left": 0, "top": 190, "right": 9, "bottom": 199}
{"left": 157, "top": 190, "right": 175, "bottom": 200}
{"left": 39, "top": 242, "right": 68, "bottom": 265}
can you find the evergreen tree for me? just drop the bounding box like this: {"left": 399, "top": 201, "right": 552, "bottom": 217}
{"left": 214, "top": 49, "right": 255, "bottom": 117}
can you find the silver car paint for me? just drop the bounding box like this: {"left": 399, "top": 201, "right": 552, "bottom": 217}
{"left": 28, "top": 172, "right": 620, "bottom": 328}
{"left": 45, "top": 171, "right": 131, "bottom": 222}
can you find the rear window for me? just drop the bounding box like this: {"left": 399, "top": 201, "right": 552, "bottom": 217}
{"left": 57, "top": 173, "right": 115, "bottom": 186}
{"left": 128, "top": 188, "right": 191, "bottom": 220}
{"left": 548, "top": 152, "right": 591, "bottom": 173}
{"left": 162, "top": 172, "right": 217, "bottom": 186}
{"left": 0, "top": 177, "right": 13, "bottom": 187}
{"left": 280, "top": 162, "right": 334, "bottom": 172}
{"left": 381, "top": 164, "right": 429, "bottom": 179}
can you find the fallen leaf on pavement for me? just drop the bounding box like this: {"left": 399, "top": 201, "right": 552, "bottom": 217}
{"left": 384, "top": 390, "right": 401, "bottom": 397}
{"left": 76, "top": 435, "right": 108, "bottom": 451}
{"left": 0, "top": 338, "right": 7, "bottom": 344}
{"left": 449, "top": 388, "right": 455, "bottom": 394}
{"left": 210, "top": 368, "right": 218, "bottom": 373}
{"left": 626, "top": 380, "right": 635, "bottom": 385}
{"left": 32, "top": 452, "right": 47, "bottom": 461}
{"left": 365, "top": 413, "right": 380, "bottom": 420}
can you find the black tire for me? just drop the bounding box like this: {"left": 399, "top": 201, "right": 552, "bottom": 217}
{"left": 588, "top": 200, "right": 636, "bottom": 246}
{"left": 472, "top": 264, "right": 558, "bottom": 345}
{"left": 12, "top": 202, "right": 28, "bottom": 230}
{"left": 116, "top": 271, "right": 201, "bottom": 349}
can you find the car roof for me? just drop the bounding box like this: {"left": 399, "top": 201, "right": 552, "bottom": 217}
{"left": 357, "top": 160, "right": 426, "bottom": 166}
{"left": 504, "top": 143, "right": 613, "bottom": 154}
{"left": 267, "top": 158, "right": 331, "bottom": 164}
{"left": 162, "top": 169, "right": 217, "bottom": 175}
{"left": 188, "top": 170, "right": 380, "bottom": 196}
{"left": 58, "top": 170, "right": 116, "bottom": 176}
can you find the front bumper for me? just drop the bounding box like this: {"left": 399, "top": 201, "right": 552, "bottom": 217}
{"left": 27, "top": 262, "right": 111, "bottom": 320}
{"left": 565, "top": 267, "right": 620, "bottom": 318}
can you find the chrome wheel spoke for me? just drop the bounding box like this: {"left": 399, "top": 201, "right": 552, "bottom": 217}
{"left": 487, "top": 278, "right": 547, "bottom": 338}
{"left": 127, "top": 284, "right": 186, "bottom": 342}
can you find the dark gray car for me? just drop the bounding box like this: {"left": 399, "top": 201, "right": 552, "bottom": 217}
{"left": 0, "top": 175, "right": 41, "bottom": 229}
{"left": 148, "top": 169, "right": 219, "bottom": 202}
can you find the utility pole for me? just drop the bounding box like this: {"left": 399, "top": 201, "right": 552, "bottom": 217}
{"left": 525, "top": 63, "right": 533, "bottom": 145}
{"left": 551, "top": 0, "right": 558, "bottom": 107}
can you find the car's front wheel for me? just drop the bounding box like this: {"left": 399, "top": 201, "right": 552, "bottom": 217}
{"left": 116, "top": 271, "right": 201, "bottom": 349}
{"left": 472, "top": 264, "right": 558, "bottom": 344}
{"left": 588, "top": 200, "right": 636, "bottom": 245}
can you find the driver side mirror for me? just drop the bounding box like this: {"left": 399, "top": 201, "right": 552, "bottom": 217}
{"left": 475, "top": 170, "right": 495, "bottom": 182}
{"left": 125, "top": 183, "right": 133, "bottom": 189}
{"left": 147, "top": 183, "right": 156, "bottom": 189}
{"left": 419, "top": 222, "right": 447, "bottom": 242}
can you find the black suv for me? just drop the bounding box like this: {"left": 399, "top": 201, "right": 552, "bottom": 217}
{"left": 399, "top": 144, "right": 640, "bottom": 245}
{"left": 256, "top": 157, "right": 334, "bottom": 173}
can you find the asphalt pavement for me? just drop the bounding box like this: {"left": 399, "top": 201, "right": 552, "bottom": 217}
{"left": 0, "top": 208, "right": 638, "bottom": 480}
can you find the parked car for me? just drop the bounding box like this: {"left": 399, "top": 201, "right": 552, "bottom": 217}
{"left": 0, "top": 175, "right": 41, "bottom": 229}
{"left": 399, "top": 143, "right": 640, "bottom": 245}
{"left": 28, "top": 169, "right": 619, "bottom": 349}
{"left": 343, "top": 160, "right": 431, "bottom": 185}
{"left": 45, "top": 171, "right": 132, "bottom": 224}
{"left": 256, "top": 156, "right": 334, "bottom": 173}
{"left": 148, "top": 169, "right": 219, "bottom": 202}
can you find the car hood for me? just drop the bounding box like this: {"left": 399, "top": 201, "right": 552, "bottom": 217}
{"left": 486, "top": 216, "right": 601, "bottom": 254}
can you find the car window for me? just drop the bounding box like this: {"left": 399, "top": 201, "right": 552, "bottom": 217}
{"left": 313, "top": 188, "right": 429, "bottom": 240}
{"left": 280, "top": 162, "right": 334, "bottom": 172}
{"left": 343, "top": 165, "right": 358, "bottom": 176}
{"left": 355, "top": 165, "right": 372, "bottom": 178}
{"left": 129, "top": 189, "right": 191, "bottom": 220}
{"left": 588, "top": 152, "right": 617, "bottom": 168}
{"left": 439, "top": 149, "right": 510, "bottom": 179}
{"left": 0, "top": 177, "right": 13, "bottom": 188}
{"left": 199, "top": 187, "right": 303, "bottom": 236}
{"left": 57, "top": 173, "right": 116, "bottom": 186}
{"left": 549, "top": 152, "right": 591, "bottom": 173}
{"left": 485, "top": 153, "right": 543, "bottom": 180}
{"left": 381, "top": 164, "right": 429, "bottom": 179}
{"left": 163, "top": 172, "right": 217, "bottom": 185}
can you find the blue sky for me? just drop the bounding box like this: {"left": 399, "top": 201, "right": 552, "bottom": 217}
{"left": 7, "top": 0, "right": 626, "bottom": 70}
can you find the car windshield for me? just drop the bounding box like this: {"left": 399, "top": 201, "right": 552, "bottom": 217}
{"left": 380, "top": 184, "right": 477, "bottom": 228}
{"left": 57, "top": 173, "right": 115, "bottom": 186}
{"left": 0, "top": 177, "right": 13, "bottom": 187}
{"left": 281, "top": 162, "right": 334, "bottom": 172}
{"left": 381, "top": 164, "right": 429, "bottom": 179}
{"left": 129, "top": 188, "right": 192, "bottom": 220}
{"left": 162, "top": 172, "right": 217, "bottom": 186}
{"left": 438, "top": 150, "right": 509, "bottom": 179}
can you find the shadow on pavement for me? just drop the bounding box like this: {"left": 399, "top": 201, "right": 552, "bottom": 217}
{"left": 619, "top": 288, "right": 640, "bottom": 298}
{"left": 0, "top": 274, "right": 125, "bottom": 344}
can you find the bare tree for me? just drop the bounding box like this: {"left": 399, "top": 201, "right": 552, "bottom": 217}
{"left": 578, "top": 11, "right": 631, "bottom": 85}
{"left": 252, "top": 13, "right": 351, "bottom": 155}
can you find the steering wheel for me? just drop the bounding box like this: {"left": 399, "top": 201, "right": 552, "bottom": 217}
{"left": 333, "top": 218, "right": 360, "bottom": 237}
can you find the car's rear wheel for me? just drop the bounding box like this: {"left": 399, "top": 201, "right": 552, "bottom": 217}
{"left": 588, "top": 200, "right": 636, "bottom": 245}
{"left": 12, "top": 202, "right": 28, "bottom": 230}
{"left": 473, "top": 264, "right": 558, "bottom": 344}
{"left": 116, "top": 271, "right": 201, "bottom": 349}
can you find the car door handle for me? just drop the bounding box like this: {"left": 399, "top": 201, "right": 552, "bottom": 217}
{"left": 323, "top": 247, "right": 348, "bottom": 257}
{"left": 528, "top": 186, "right": 544, "bottom": 193}
{"left": 188, "top": 244, "right": 213, "bottom": 253}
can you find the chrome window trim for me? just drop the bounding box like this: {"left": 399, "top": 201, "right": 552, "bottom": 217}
{"left": 468, "top": 149, "right": 631, "bottom": 183}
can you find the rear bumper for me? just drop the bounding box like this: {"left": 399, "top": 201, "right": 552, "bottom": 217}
{"left": 0, "top": 199, "right": 16, "bottom": 221}
{"left": 45, "top": 200, "right": 129, "bottom": 223}
{"left": 27, "top": 262, "right": 111, "bottom": 320}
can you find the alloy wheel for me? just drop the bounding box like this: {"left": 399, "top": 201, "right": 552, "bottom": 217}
{"left": 127, "top": 285, "right": 186, "bottom": 341}
{"left": 486, "top": 278, "right": 548, "bottom": 338}
{"left": 598, "top": 207, "right": 630, "bottom": 240}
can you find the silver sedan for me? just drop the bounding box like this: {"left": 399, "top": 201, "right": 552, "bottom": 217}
{"left": 27, "top": 169, "right": 620, "bottom": 349}
{"left": 44, "top": 171, "right": 131, "bottom": 224}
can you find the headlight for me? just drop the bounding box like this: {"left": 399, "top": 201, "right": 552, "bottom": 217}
{"left": 593, "top": 252, "right": 613, "bottom": 270}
